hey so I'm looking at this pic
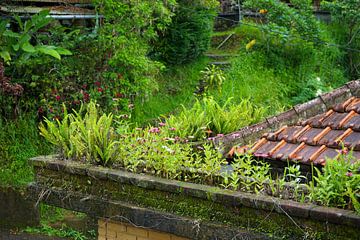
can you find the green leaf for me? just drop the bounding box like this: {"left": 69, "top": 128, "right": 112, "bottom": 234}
{"left": 37, "top": 46, "right": 61, "bottom": 60}
{"left": 55, "top": 47, "right": 72, "bottom": 56}
{"left": 3, "top": 30, "right": 20, "bottom": 38}
{"left": 0, "top": 50, "right": 11, "bottom": 62}
{"left": 14, "top": 15, "right": 23, "bottom": 30}
{"left": 12, "top": 44, "right": 20, "bottom": 51}
{"left": 18, "top": 34, "right": 31, "bottom": 47}
{"left": 22, "top": 42, "right": 36, "bottom": 53}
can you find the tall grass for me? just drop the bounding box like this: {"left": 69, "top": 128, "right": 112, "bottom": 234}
{"left": 211, "top": 22, "right": 347, "bottom": 115}
{"left": 132, "top": 57, "right": 209, "bottom": 125}
{"left": 0, "top": 115, "right": 52, "bottom": 186}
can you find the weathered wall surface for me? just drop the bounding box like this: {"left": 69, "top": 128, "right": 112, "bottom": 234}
{"left": 0, "top": 186, "right": 39, "bottom": 229}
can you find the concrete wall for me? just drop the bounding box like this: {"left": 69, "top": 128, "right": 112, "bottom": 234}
{"left": 0, "top": 186, "right": 39, "bottom": 229}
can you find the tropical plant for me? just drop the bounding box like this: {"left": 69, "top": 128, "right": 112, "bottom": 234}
{"left": 0, "top": 11, "right": 71, "bottom": 118}
{"left": 164, "top": 97, "right": 265, "bottom": 141}
{"left": 94, "top": 0, "right": 176, "bottom": 100}
{"left": 308, "top": 150, "right": 360, "bottom": 213}
{"left": 151, "top": 0, "right": 219, "bottom": 64}
{"left": 200, "top": 64, "right": 225, "bottom": 93}
{"left": 243, "top": 0, "right": 320, "bottom": 42}
{"left": 0, "top": 10, "right": 71, "bottom": 64}
{"left": 322, "top": 0, "right": 360, "bottom": 78}
{"left": 221, "top": 153, "right": 271, "bottom": 193}
{"left": 39, "top": 102, "right": 118, "bottom": 165}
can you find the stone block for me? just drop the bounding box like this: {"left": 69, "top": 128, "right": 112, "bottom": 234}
{"left": 276, "top": 200, "right": 314, "bottom": 218}
{"left": 108, "top": 221, "right": 126, "bottom": 233}
{"left": 346, "top": 80, "right": 360, "bottom": 97}
{"left": 116, "top": 232, "right": 137, "bottom": 240}
{"left": 126, "top": 225, "right": 148, "bottom": 237}
{"left": 294, "top": 97, "right": 327, "bottom": 121}
{"left": 309, "top": 206, "right": 348, "bottom": 225}
{"left": 320, "top": 85, "right": 353, "bottom": 108}
{"left": 242, "top": 122, "right": 271, "bottom": 144}
{"left": 148, "top": 231, "right": 171, "bottom": 240}
{"left": 274, "top": 109, "right": 299, "bottom": 128}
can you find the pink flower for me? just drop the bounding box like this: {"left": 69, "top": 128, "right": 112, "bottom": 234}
{"left": 169, "top": 127, "right": 176, "bottom": 131}
{"left": 346, "top": 172, "right": 353, "bottom": 177}
{"left": 159, "top": 122, "right": 166, "bottom": 127}
{"left": 97, "top": 87, "right": 103, "bottom": 93}
{"left": 55, "top": 95, "right": 61, "bottom": 101}
{"left": 149, "top": 127, "right": 160, "bottom": 134}
{"left": 337, "top": 148, "right": 349, "bottom": 155}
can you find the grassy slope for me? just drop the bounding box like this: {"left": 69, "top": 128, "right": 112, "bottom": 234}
{"left": 132, "top": 57, "right": 210, "bottom": 125}
{"left": 0, "top": 115, "right": 52, "bottom": 186}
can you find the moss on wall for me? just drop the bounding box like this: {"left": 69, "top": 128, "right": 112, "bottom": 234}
{"left": 33, "top": 168, "right": 358, "bottom": 240}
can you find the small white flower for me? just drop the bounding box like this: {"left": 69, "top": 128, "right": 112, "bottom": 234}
{"left": 316, "top": 89, "right": 323, "bottom": 96}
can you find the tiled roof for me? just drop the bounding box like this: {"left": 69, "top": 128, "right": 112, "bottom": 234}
{"left": 250, "top": 97, "right": 360, "bottom": 166}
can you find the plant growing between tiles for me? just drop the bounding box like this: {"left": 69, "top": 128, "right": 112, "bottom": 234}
{"left": 39, "top": 101, "right": 360, "bottom": 213}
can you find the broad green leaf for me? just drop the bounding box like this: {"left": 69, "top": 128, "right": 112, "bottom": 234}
{"left": 18, "top": 34, "right": 31, "bottom": 47}
{"left": 14, "top": 15, "right": 23, "bottom": 30}
{"left": 24, "top": 21, "right": 33, "bottom": 32}
{"left": 55, "top": 47, "right": 72, "bottom": 56}
{"left": 22, "top": 42, "right": 36, "bottom": 53}
{"left": 37, "top": 46, "right": 61, "bottom": 60}
{"left": 0, "top": 50, "right": 11, "bottom": 62}
{"left": 12, "top": 44, "right": 20, "bottom": 51}
{"left": 3, "top": 30, "right": 20, "bottom": 38}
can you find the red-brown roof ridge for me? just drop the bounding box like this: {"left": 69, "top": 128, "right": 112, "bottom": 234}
{"left": 216, "top": 79, "right": 360, "bottom": 165}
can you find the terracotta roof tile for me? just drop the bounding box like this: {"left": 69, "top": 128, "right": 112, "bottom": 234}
{"left": 249, "top": 97, "right": 360, "bottom": 166}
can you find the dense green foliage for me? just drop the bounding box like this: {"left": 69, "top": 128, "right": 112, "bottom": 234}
{"left": 322, "top": 0, "right": 360, "bottom": 79}
{"left": 152, "top": 0, "right": 218, "bottom": 64}
{"left": 132, "top": 57, "right": 209, "bottom": 125}
{"left": 309, "top": 152, "right": 360, "bottom": 213}
{"left": 0, "top": 116, "right": 51, "bottom": 186}
{"left": 244, "top": 0, "right": 320, "bottom": 42}
{"left": 0, "top": 0, "right": 359, "bottom": 229}
{"left": 212, "top": 22, "right": 346, "bottom": 114}
{"left": 164, "top": 97, "right": 265, "bottom": 141}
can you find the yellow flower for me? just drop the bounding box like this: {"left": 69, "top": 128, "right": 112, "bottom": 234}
{"left": 246, "top": 39, "right": 256, "bottom": 51}
{"left": 259, "top": 9, "right": 268, "bottom": 14}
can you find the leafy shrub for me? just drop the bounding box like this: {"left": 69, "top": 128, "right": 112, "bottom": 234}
{"left": 39, "top": 102, "right": 118, "bottom": 165}
{"left": 117, "top": 124, "right": 226, "bottom": 182}
{"left": 0, "top": 115, "right": 51, "bottom": 186}
{"left": 221, "top": 153, "right": 271, "bottom": 193}
{"left": 164, "top": 97, "right": 265, "bottom": 141}
{"left": 199, "top": 64, "right": 225, "bottom": 93}
{"left": 309, "top": 151, "right": 360, "bottom": 213}
{"left": 243, "top": 0, "right": 320, "bottom": 42}
{"left": 2, "top": 1, "right": 178, "bottom": 119}
{"left": 39, "top": 101, "right": 226, "bottom": 183}
{"left": 152, "top": 0, "right": 218, "bottom": 64}
{"left": 0, "top": 11, "right": 71, "bottom": 118}
{"left": 322, "top": 0, "right": 360, "bottom": 79}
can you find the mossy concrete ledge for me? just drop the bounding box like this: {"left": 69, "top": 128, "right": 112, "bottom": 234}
{"left": 29, "top": 156, "right": 360, "bottom": 239}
